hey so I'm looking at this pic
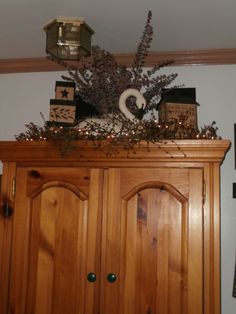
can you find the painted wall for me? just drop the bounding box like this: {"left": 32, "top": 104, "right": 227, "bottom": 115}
{"left": 0, "top": 65, "right": 236, "bottom": 313}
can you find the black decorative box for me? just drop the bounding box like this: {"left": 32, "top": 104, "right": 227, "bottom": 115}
{"left": 55, "top": 81, "right": 76, "bottom": 101}
{"left": 157, "top": 88, "right": 199, "bottom": 131}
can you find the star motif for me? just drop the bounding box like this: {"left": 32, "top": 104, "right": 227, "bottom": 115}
{"left": 61, "top": 88, "right": 69, "bottom": 98}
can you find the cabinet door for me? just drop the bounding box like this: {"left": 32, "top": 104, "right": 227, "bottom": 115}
{"left": 7, "top": 167, "right": 103, "bottom": 314}
{"left": 102, "top": 167, "right": 203, "bottom": 314}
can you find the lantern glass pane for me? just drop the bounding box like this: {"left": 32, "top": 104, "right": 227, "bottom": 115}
{"left": 46, "top": 23, "right": 58, "bottom": 54}
{"left": 64, "top": 24, "right": 80, "bottom": 43}
{"left": 57, "top": 45, "right": 79, "bottom": 60}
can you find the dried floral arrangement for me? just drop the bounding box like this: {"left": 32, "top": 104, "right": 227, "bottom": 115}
{"left": 53, "top": 10, "right": 177, "bottom": 116}
{"left": 16, "top": 11, "right": 222, "bottom": 156}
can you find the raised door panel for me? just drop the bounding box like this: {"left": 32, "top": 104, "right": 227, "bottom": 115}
{"left": 121, "top": 187, "right": 187, "bottom": 314}
{"left": 8, "top": 167, "right": 103, "bottom": 314}
{"left": 102, "top": 168, "right": 203, "bottom": 314}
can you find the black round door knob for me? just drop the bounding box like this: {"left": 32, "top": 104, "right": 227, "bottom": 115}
{"left": 2, "top": 203, "right": 13, "bottom": 218}
{"left": 107, "top": 273, "right": 117, "bottom": 283}
{"left": 87, "top": 272, "right": 96, "bottom": 282}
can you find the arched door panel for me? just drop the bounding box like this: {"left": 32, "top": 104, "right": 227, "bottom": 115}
{"left": 103, "top": 168, "right": 203, "bottom": 314}
{"left": 9, "top": 167, "right": 103, "bottom": 314}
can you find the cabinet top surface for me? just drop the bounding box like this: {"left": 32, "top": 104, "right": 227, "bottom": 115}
{"left": 0, "top": 140, "right": 231, "bottom": 164}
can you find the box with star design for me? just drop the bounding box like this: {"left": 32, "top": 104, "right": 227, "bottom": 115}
{"left": 55, "top": 81, "right": 76, "bottom": 101}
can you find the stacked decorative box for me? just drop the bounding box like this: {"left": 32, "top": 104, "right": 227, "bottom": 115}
{"left": 49, "top": 81, "right": 76, "bottom": 126}
{"left": 157, "top": 88, "right": 199, "bottom": 132}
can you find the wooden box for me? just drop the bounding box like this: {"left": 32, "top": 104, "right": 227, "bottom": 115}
{"left": 49, "top": 99, "right": 76, "bottom": 125}
{"left": 158, "top": 102, "right": 198, "bottom": 130}
{"left": 55, "top": 81, "right": 75, "bottom": 101}
{"left": 157, "top": 88, "right": 199, "bottom": 131}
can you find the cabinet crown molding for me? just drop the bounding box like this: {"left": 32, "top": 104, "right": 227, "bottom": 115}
{"left": 0, "top": 140, "right": 230, "bottom": 164}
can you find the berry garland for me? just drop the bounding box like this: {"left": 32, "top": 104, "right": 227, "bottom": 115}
{"left": 15, "top": 114, "right": 221, "bottom": 156}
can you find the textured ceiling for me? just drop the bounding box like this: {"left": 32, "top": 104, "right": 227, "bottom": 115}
{"left": 0, "top": 0, "right": 236, "bottom": 59}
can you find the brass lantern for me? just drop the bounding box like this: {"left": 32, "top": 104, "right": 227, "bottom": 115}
{"left": 44, "top": 17, "right": 94, "bottom": 60}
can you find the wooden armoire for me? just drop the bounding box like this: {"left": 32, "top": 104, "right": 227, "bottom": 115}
{"left": 0, "top": 140, "right": 230, "bottom": 314}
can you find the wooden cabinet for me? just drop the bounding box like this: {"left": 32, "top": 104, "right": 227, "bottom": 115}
{"left": 0, "top": 140, "right": 230, "bottom": 314}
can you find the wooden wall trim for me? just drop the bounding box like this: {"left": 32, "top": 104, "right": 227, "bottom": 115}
{"left": 115, "top": 48, "right": 236, "bottom": 67}
{"left": 0, "top": 48, "right": 236, "bottom": 74}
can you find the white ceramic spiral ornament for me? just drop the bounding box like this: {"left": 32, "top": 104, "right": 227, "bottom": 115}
{"left": 119, "top": 88, "right": 146, "bottom": 121}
